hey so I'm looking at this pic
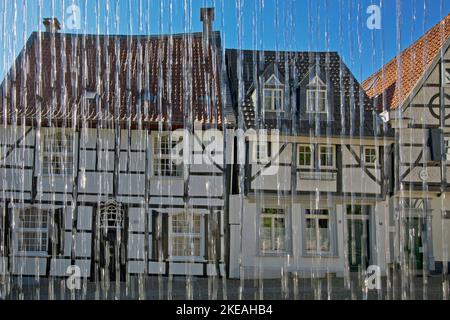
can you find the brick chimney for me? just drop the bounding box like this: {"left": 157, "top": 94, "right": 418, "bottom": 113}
{"left": 200, "top": 8, "right": 215, "bottom": 40}
{"left": 43, "top": 18, "right": 61, "bottom": 33}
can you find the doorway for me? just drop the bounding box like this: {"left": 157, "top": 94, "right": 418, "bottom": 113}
{"left": 346, "top": 205, "right": 371, "bottom": 272}
{"left": 94, "top": 201, "right": 127, "bottom": 281}
{"left": 404, "top": 217, "right": 424, "bottom": 271}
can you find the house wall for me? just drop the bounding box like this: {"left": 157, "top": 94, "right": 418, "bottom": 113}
{"left": 392, "top": 43, "right": 450, "bottom": 272}
{"left": 228, "top": 195, "right": 389, "bottom": 279}
{"left": 0, "top": 126, "right": 228, "bottom": 277}
{"left": 247, "top": 137, "right": 385, "bottom": 197}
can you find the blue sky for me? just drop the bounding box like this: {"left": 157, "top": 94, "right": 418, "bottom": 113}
{"left": 0, "top": 0, "right": 449, "bottom": 81}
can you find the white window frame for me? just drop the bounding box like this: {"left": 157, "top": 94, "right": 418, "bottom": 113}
{"left": 260, "top": 208, "right": 287, "bottom": 255}
{"left": 99, "top": 202, "right": 124, "bottom": 232}
{"left": 263, "top": 75, "right": 284, "bottom": 112}
{"left": 306, "top": 89, "right": 328, "bottom": 114}
{"left": 152, "top": 133, "right": 183, "bottom": 177}
{"left": 363, "top": 147, "right": 377, "bottom": 165}
{"left": 42, "top": 130, "right": 74, "bottom": 176}
{"left": 168, "top": 212, "right": 205, "bottom": 261}
{"left": 304, "top": 209, "right": 332, "bottom": 255}
{"left": 263, "top": 88, "right": 284, "bottom": 112}
{"left": 14, "top": 207, "right": 49, "bottom": 256}
{"left": 318, "top": 144, "right": 335, "bottom": 168}
{"left": 297, "top": 144, "right": 314, "bottom": 168}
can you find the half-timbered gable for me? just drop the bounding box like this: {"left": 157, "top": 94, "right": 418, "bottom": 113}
{"left": 363, "top": 13, "right": 450, "bottom": 274}
{"left": 226, "top": 49, "right": 393, "bottom": 279}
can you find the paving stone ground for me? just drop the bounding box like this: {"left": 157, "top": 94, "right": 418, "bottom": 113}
{"left": 1, "top": 273, "right": 449, "bottom": 300}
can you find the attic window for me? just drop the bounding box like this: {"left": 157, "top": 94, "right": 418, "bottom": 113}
{"left": 263, "top": 75, "right": 284, "bottom": 112}
{"left": 306, "top": 76, "right": 328, "bottom": 114}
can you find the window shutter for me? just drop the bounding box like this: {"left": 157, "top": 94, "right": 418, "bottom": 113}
{"left": 151, "top": 211, "right": 169, "bottom": 260}
{"left": 204, "top": 214, "right": 209, "bottom": 260}
{"left": 161, "top": 214, "right": 169, "bottom": 259}
{"left": 48, "top": 209, "right": 63, "bottom": 256}
{"left": 429, "top": 128, "right": 442, "bottom": 161}
{"left": 151, "top": 211, "right": 159, "bottom": 260}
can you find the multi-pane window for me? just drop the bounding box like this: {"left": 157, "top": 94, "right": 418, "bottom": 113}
{"left": 260, "top": 208, "right": 286, "bottom": 253}
{"left": 306, "top": 89, "right": 327, "bottom": 113}
{"left": 298, "top": 145, "right": 313, "bottom": 167}
{"left": 364, "top": 147, "right": 377, "bottom": 164}
{"left": 42, "top": 131, "right": 73, "bottom": 175}
{"left": 99, "top": 202, "right": 124, "bottom": 231}
{"left": 305, "top": 209, "right": 331, "bottom": 253}
{"left": 264, "top": 89, "right": 284, "bottom": 111}
{"left": 16, "top": 208, "right": 49, "bottom": 253}
{"left": 170, "top": 213, "right": 203, "bottom": 258}
{"left": 153, "top": 134, "right": 183, "bottom": 177}
{"left": 319, "top": 145, "right": 334, "bottom": 168}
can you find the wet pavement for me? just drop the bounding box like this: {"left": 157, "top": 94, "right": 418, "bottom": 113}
{"left": 1, "top": 272, "right": 449, "bottom": 300}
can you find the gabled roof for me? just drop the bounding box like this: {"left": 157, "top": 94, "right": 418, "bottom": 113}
{"left": 362, "top": 13, "right": 450, "bottom": 110}
{"left": 226, "top": 49, "right": 383, "bottom": 138}
{"left": 0, "top": 31, "right": 224, "bottom": 127}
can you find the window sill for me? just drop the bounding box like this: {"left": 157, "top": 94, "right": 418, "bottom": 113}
{"left": 297, "top": 165, "right": 314, "bottom": 169}
{"left": 298, "top": 171, "right": 337, "bottom": 181}
{"left": 168, "top": 257, "right": 206, "bottom": 263}
{"left": 257, "top": 252, "right": 289, "bottom": 258}
{"left": 305, "top": 111, "right": 328, "bottom": 115}
{"left": 303, "top": 253, "right": 338, "bottom": 259}
{"left": 150, "top": 176, "right": 184, "bottom": 180}
{"left": 12, "top": 252, "right": 49, "bottom": 258}
{"left": 41, "top": 174, "right": 73, "bottom": 178}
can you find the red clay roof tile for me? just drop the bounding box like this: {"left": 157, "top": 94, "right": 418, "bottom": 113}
{"left": 363, "top": 13, "right": 450, "bottom": 110}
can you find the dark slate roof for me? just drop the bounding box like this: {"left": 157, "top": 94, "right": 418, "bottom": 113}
{"left": 0, "top": 31, "right": 225, "bottom": 127}
{"left": 226, "top": 49, "right": 388, "bottom": 138}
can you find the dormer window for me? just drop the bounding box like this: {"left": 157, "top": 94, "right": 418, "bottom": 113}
{"left": 306, "top": 76, "right": 328, "bottom": 114}
{"left": 263, "top": 75, "right": 284, "bottom": 112}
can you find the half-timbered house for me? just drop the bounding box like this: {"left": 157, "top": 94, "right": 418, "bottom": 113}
{"left": 363, "top": 13, "right": 450, "bottom": 275}
{"left": 0, "top": 9, "right": 233, "bottom": 280}
{"left": 226, "top": 50, "right": 394, "bottom": 279}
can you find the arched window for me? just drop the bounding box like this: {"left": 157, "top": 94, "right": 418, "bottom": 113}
{"left": 99, "top": 201, "right": 124, "bottom": 232}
